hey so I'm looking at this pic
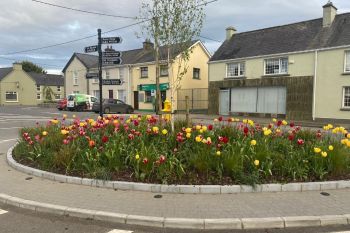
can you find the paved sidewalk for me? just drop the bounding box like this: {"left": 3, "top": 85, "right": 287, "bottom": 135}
{"left": 1, "top": 141, "right": 350, "bottom": 221}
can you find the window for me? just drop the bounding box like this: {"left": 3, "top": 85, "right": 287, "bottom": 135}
{"left": 93, "top": 77, "right": 99, "bottom": 83}
{"left": 138, "top": 92, "right": 145, "bottom": 102}
{"left": 5, "top": 91, "right": 18, "bottom": 102}
{"left": 118, "top": 90, "right": 127, "bottom": 103}
{"left": 343, "top": 87, "right": 350, "bottom": 108}
{"left": 54, "top": 94, "right": 61, "bottom": 100}
{"left": 106, "top": 70, "right": 110, "bottom": 79}
{"left": 93, "top": 90, "right": 100, "bottom": 98}
{"left": 36, "top": 85, "right": 41, "bottom": 91}
{"left": 145, "top": 91, "right": 152, "bottom": 103}
{"left": 57, "top": 86, "right": 61, "bottom": 92}
{"left": 345, "top": 51, "right": 350, "bottom": 73}
{"left": 160, "top": 65, "right": 168, "bottom": 77}
{"left": 265, "top": 58, "right": 288, "bottom": 75}
{"left": 140, "top": 67, "right": 148, "bottom": 78}
{"left": 36, "top": 93, "right": 41, "bottom": 100}
{"left": 73, "top": 71, "right": 78, "bottom": 85}
{"left": 193, "top": 68, "right": 200, "bottom": 79}
{"left": 73, "top": 91, "right": 79, "bottom": 94}
{"left": 227, "top": 62, "right": 245, "bottom": 77}
{"left": 119, "top": 68, "right": 125, "bottom": 82}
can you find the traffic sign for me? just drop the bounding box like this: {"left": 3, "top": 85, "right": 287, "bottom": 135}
{"left": 102, "top": 58, "right": 122, "bottom": 65}
{"left": 84, "top": 45, "right": 98, "bottom": 53}
{"left": 101, "top": 37, "right": 122, "bottom": 44}
{"left": 102, "top": 79, "right": 122, "bottom": 85}
{"left": 102, "top": 51, "right": 122, "bottom": 58}
{"left": 86, "top": 73, "right": 99, "bottom": 79}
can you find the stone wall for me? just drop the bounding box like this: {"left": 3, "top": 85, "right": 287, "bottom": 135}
{"left": 208, "top": 76, "right": 314, "bottom": 121}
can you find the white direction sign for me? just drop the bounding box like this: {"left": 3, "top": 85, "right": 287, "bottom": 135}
{"left": 102, "top": 51, "right": 122, "bottom": 58}
{"left": 84, "top": 45, "right": 98, "bottom": 53}
{"left": 103, "top": 58, "right": 122, "bottom": 65}
{"left": 102, "top": 37, "right": 122, "bottom": 44}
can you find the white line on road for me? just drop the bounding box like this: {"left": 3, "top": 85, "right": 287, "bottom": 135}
{"left": 41, "top": 112, "right": 62, "bottom": 115}
{"left": 0, "top": 127, "right": 23, "bottom": 130}
{"left": 0, "top": 209, "right": 8, "bottom": 215}
{"left": 0, "top": 139, "right": 17, "bottom": 144}
{"left": 107, "top": 230, "right": 133, "bottom": 233}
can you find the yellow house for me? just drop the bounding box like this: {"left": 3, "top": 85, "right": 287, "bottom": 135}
{"left": 63, "top": 40, "right": 210, "bottom": 112}
{"left": 130, "top": 40, "right": 210, "bottom": 112}
{"left": 208, "top": 2, "right": 350, "bottom": 122}
{"left": 0, "top": 63, "right": 64, "bottom": 105}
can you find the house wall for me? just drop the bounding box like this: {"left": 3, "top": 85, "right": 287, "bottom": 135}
{"left": 64, "top": 57, "right": 88, "bottom": 96}
{"left": 209, "top": 47, "right": 350, "bottom": 120}
{"left": 36, "top": 85, "right": 65, "bottom": 103}
{"left": 315, "top": 47, "right": 350, "bottom": 121}
{"left": 0, "top": 68, "right": 37, "bottom": 105}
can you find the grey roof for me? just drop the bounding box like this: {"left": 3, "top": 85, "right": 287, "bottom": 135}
{"left": 63, "top": 41, "right": 199, "bottom": 72}
{"left": 27, "top": 72, "right": 64, "bottom": 86}
{"left": 210, "top": 13, "right": 350, "bottom": 62}
{"left": 0, "top": 67, "right": 13, "bottom": 81}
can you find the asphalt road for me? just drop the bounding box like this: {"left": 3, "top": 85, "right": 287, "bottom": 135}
{"left": 0, "top": 106, "right": 349, "bottom": 233}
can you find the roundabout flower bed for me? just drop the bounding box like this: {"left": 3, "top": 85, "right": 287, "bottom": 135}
{"left": 12, "top": 114, "right": 350, "bottom": 186}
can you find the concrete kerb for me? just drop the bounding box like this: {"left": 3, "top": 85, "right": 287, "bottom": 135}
{"left": 6, "top": 145, "right": 350, "bottom": 194}
{"left": 0, "top": 192, "right": 349, "bottom": 230}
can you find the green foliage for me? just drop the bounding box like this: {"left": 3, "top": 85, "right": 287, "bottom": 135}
{"left": 22, "top": 61, "right": 46, "bottom": 74}
{"left": 42, "top": 86, "right": 54, "bottom": 101}
{"left": 13, "top": 116, "right": 350, "bottom": 186}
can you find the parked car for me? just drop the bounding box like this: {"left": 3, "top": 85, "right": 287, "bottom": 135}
{"left": 56, "top": 98, "right": 67, "bottom": 111}
{"left": 67, "top": 94, "right": 97, "bottom": 111}
{"left": 92, "top": 99, "right": 134, "bottom": 114}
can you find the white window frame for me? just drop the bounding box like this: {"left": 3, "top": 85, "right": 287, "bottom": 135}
{"left": 36, "top": 85, "right": 41, "bottom": 92}
{"left": 54, "top": 94, "right": 61, "bottom": 100}
{"left": 226, "top": 62, "right": 245, "bottom": 78}
{"left": 342, "top": 86, "right": 350, "bottom": 109}
{"left": 73, "top": 71, "right": 78, "bottom": 86}
{"left": 105, "top": 70, "right": 110, "bottom": 80}
{"left": 57, "top": 86, "right": 61, "bottom": 92}
{"left": 36, "top": 93, "right": 41, "bottom": 100}
{"left": 345, "top": 51, "right": 350, "bottom": 73}
{"left": 264, "top": 57, "right": 288, "bottom": 75}
{"left": 119, "top": 68, "right": 125, "bottom": 82}
{"left": 5, "top": 91, "right": 18, "bottom": 102}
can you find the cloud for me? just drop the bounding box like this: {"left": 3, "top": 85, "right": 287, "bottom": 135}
{"left": 0, "top": 0, "right": 349, "bottom": 70}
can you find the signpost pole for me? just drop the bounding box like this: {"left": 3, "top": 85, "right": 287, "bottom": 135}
{"left": 98, "top": 29, "right": 103, "bottom": 117}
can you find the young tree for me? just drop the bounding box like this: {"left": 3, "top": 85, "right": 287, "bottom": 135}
{"left": 140, "top": 0, "right": 206, "bottom": 128}
{"left": 22, "top": 61, "right": 47, "bottom": 74}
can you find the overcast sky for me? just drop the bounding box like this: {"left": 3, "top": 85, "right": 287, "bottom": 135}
{"left": 0, "top": 0, "right": 349, "bottom": 74}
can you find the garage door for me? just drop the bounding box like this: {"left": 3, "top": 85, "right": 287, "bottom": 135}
{"left": 257, "top": 87, "right": 286, "bottom": 114}
{"left": 229, "top": 87, "right": 286, "bottom": 115}
{"left": 231, "top": 87, "right": 258, "bottom": 113}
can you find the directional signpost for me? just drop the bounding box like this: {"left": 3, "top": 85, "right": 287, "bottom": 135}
{"left": 84, "top": 29, "right": 123, "bottom": 117}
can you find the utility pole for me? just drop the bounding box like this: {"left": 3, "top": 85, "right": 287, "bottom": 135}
{"left": 154, "top": 16, "right": 161, "bottom": 115}
{"left": 98, "top": 29, "right": 103, "bottom": 117}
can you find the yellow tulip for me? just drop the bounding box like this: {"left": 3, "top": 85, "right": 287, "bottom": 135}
{"left": 272, "top": 118, "right": 277, "bottom": 122}
{"left": 321, "top": 151, "right": 328, "bottom": 158}
{"left": 202, "top": 126, "right": 207, "bottom": 132}
{"left": 185, "top": 128, "right": 192, "bottom": 133}
{"left": 314, "top": 147, "right": 321, "bottom": 153}
{"left": 186, "top": 133, "right": 191, "bottom": 138}
{"left": 254, "top": 160, "right": 260, "bottom": 166}
{"left": 162, "top": 129, "right": 168, "bottom": 135}
{"left": 328, "top": 145, "right": 334, "bottom": 151}
{"left": 195, "top": 136, "right": 202, "bottom": 142}
{"left": 42, "top": 131, "right": 48, "bottom": 136}
{"left": 135, "top": 154, "right": 140, "bottom": 160}
{"left": 282, "top": 120, "right": 288, "bottom": 126}
{"left": 250, "top": 140, "right": 257, "bottom": 146}
{"left": 196, "top": 125, "right": 201, "bottom": 130}
{"left": 216, "top": 151, "right": 221, "bottom": 156}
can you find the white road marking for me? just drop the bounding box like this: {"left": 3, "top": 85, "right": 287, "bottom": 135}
{"left": 329, "top": 232, "right": 350, "bottom": 233}
{"left": 107, "top": 230, "right": 133, "bottom": 233}
{"left": 0, "top": 139, "right": 17, "bottom": 144}
{"left": 0, "top": 127, "right": 23, "bottom": 130}
{"left": 21, "top": 107, "right": 39, "bottom": 110}
{"left": 41, "top": 112, "right": 61, "bottom": 115}
{"left": 0, "top": 209, "right": 8, "bottom": 215}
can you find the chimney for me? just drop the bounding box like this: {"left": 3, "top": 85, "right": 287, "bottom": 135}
{"left": 143, "top": 39, "right": 154, "bottom": 50}
{"left": 323, "top": 1, "right": 337, "bottom": 27}
{"left": 226, "top": 26, "right": 236, "bottom": 40}
{"left": 13, "top": 62, "right": 22, "bottom": 71}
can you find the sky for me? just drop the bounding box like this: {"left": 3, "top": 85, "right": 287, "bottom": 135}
{"left": 0, "top": 0, "right": 350, "bottom": 74}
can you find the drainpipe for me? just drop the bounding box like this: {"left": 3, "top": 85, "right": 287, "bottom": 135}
{"left": 312, "top": 50, "right": 318, "bottom": 121}
{"left": 127, "top": 65, "right": 131, "bottom": 105}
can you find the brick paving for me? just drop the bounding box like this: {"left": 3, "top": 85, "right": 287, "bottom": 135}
{"left": 1, "top": 141, "right": 350, "bottom": 219}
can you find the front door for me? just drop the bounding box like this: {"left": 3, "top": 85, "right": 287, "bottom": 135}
{"left": 161, "top": 91, "right": 166, "bottom": 109}
{"left": 108, "top": 90, "right": 113, "bottom": 99}
{"left": 219, "top": 89, "right": 230, "bottom": 115}
{"left": 134, "top": 91, "right": 139, "bottom": 110}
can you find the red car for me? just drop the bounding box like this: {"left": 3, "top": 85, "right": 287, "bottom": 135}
{"left": 57, "top": 98, "right": 67, "bottom": 111}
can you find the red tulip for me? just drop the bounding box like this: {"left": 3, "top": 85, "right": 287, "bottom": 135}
{"left": 102, "top": 136, "right": 109, "bottom": 143}
{"left": 208, "top": 125, "right": 213, "bottom": 131}
{"left": 218, "top": 116, "right": 223, "bottom": 122}
{"left": 159, "top": 155, "right": 166, "bottom": 164}
{"left": 289, "top": 122, "right": 295, "bottom": 128}
{"left": 128, "top": 134, "right": 134, "bottom": 140}
{"left": 243, "top": 127, "right": 249, "bottom": 135}
{"left": 143, "top": 158, "right": 149, "bottom": 164}
{"left": 297, "top": 139, "right": 304, "bottom": 145}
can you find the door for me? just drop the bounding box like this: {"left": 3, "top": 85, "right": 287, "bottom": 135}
{"left": 219, "top": 89, "right": 230, "bottom": 115}
{"left": 108, "top": 90, "right": 113, "bottom": 99}
{"left": 134, "top": 91, "right": 139, "bottom": 110}
{"left": 161, "top": 91, "right": 166, "bottom": 109}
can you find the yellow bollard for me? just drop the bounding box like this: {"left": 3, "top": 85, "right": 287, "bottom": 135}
{"left": 162, "top": 99, "right": 171, "bottom": 121}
